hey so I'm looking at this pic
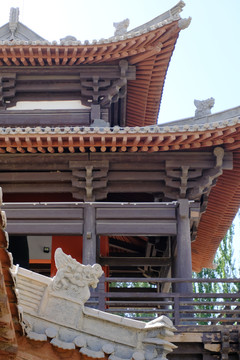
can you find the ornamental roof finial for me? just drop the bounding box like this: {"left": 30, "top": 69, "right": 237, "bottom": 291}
{"left": 194, "top": 97, "right": 215, "bottom": 117}
{"left": 113, "top": 18, "right": 130, "bottom": 36}
{"left": 9, "top": 7, "right": 19, "bottom": 40}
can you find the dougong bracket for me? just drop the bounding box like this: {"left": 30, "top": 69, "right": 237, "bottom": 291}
{"left": 70, "top": 160, "right": 109, "bottom": 201}
{"left": 0, "top": 73, "right": 16, "bottom": 108}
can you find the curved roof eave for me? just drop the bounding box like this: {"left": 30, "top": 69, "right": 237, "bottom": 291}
{"left": 0, "top": 3, "right": 191, "bottom": 127}
{"left": 192, "top": 153, "right": 240, "bottom": 272}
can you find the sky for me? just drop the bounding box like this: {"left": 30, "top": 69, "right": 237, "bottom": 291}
{"left": 0, "top": 0, "right": 240, "bottom": 264}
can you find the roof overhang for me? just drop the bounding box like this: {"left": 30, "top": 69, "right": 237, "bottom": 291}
{"left": 0, "top": 2, "right": 191, "bottom": 127}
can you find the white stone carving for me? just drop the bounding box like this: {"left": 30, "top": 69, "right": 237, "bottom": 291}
{"left": 132, "top": 351, "right": 145, "bottom": 360}
{"left": 9, "top": 7, "right": 19, "bottom": 39}
{"left": 50, "top": 337, "right": 75, "bottom": 350}
{"left": 27, "top": 331, "right": 47, "bottom": 341}
{"left": 80, "top": 348, "right": 105, "bottom": 358}
{"left": 102, "top": 343, "right": 115, "bottom": 355}
{"left": 194, "top": 97, "right": 215, "bottom": 117}
{"left": 74, "top": 335, "right": 87, "bottom": 348}
{"left": 52, "top": 248, "right": 103, "bottom": 304}
{"left": 113, "top": 19, "right": 130, "bottom": 36}
{"left": 45, "top": 327, "right": 58, "bottom": 339}
{"left": 13, "top": 263, "right": 176, "bottom": 359}
{"left": 60, "top": 35, "right": 77, "bottom": 44}
{"left": 178, "top": 17, "right": 192, "bottom": 30}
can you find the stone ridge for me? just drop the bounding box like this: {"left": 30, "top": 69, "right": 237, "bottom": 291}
{"left": 0, "top": 111, "right": 238, "bottom": 156}
{"left": 0, "top": 110, "right": 239, "bottom": 136}
{"left": 0, "top": 1, "right": 185, "bottom": 46}
{"left": 13, "top": 264, "right": 176, "bottom": 359}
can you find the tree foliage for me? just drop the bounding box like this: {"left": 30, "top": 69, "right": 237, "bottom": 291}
{"left": 193, "top": 226, "right": 239, "bottom": 293}
{"left": 192, "top": 226, "right": 240, "bottom": 324}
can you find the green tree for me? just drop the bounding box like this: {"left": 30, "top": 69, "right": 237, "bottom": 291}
{"left": 193, "top": 226, "right": 239, "bottom": 291}
{"left": 192, "top": 226, "right": 240, "bottom": 324}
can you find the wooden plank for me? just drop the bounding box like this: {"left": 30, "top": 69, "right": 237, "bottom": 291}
{"left": 96, "top": 207, "right": 176, "bottom": 220}
{"left": 6, "top": 221, "right": 83, "bottom": 235}
{"left": 3, "top": 203, "right": 84, "bottom": 209}
{"left": 165, "top": 333, "right": 203, "bottom": 343}
{"left": 0, "top": 151, "right": 232, "bottom": 171}
{"left": 96, "top": 220, "right": 177, "bottom": 235}
{"left": 82, "top": 203, "right": 96, "bottom": 265}
{"left": 106, "top": 308, "right": 172, "bottom": 314}
{"left": 99, "top": 257, "right": 171, "bottom": 266}
{"left": 1, "top": 65, "right": 136, "bottom": 76}
{"left": 91, "top": 151, "right": 233, "bottom": 167}
{"left": 178, "top": 308, "right": 240, "bottom": 314}
{"left": 0, "top": 172, "right": 72, "bottom": 182}
{"left": 108, "top": 182, "right": 167, "bottom": 193}
{"left": 105, "top": 301, "right": 174, "bottom": 306}
{"left": 108, "top": 171, "right": 167, "bottom": 181}
{"left": 180, "top": 316, "right": 239, "bottom": 323}
{"left": 0, "top": 110, "right": 91, "bottom": 126}
{"left": 1, "top": 184, "right": 73, "bottom": 193}
{"left": 109, "top": 238, "right": 142, "bottom": 254}
{"left": 104, "top": 291, "right": 173, "bottom": 298}
{"left": 4, "top": 208, "right": 83, "bottom": 219}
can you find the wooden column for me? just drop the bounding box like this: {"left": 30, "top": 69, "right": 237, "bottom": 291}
{"left": 82, "top": 203, "right": 96, "bottom": 265}
{"left": 173, "top": 199, "right": 192, "bottom": 294}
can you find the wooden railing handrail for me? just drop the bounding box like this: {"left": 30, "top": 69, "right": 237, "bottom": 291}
{"left": 105, "top": 277, "right": 240, "bottom": 283}
{"left": 91, "top": 277, "right": 240, "bottom": 326}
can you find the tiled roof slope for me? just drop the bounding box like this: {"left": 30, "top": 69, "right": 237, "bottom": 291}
{"left": 0, "top": 107, "right": 238, "bottom": 154}
{"left": 192, "top": 151, "right": 240, "bottom": 272}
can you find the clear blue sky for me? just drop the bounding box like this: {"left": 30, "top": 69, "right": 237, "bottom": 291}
{"left": 1, "top": 0, "right": 239, "bottom": 123}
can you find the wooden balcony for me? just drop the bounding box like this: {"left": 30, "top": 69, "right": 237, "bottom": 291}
{"left": 90, "top": 277, "right": 240, "bottom": 328}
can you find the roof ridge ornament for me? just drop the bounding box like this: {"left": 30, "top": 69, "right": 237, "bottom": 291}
{"left": 113, "top": 18, "right": 130, "bottom": 36}
{"left": 178, "top": 17, "right": 191, "bottom": 30}
{"left": 170, "top": 1, "right": 185, "bottom": 17}
{"left": 9, "top": 7, "right": 19, "bottom": 40}
{"left": 60, "top": 35, "right": 77, "bottom": 44}
{"left": 194, "top": 97, "right": 215, "bottom": 117}
{"left": 52, "top": 248, "right": 103, "bottom": 305}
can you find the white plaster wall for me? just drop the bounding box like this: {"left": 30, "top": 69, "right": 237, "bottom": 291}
{"left": 8, "top": 100, "right": 90, "bottom": 110}
{"left": 27, "top": 235, "right": 52, "bottom": 260}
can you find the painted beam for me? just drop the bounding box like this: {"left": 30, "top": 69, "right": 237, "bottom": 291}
{"left": 98, "top": 256, "right": 171, "bottom": 266}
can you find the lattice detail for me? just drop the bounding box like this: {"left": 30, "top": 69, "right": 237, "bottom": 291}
{"left": 80, "top": 60, "right": 129, "bottom": 107}
{"left": 0, "top": 73, "right": 16, "bottom": 108}
{"left": 164, "top": 147, "right": 225, "bottom": 200}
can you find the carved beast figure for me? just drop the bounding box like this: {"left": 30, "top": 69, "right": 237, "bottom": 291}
{"left": 113, "top": 18, "right": 129, "bottom": 36}
{"left": 52, "top": 248, "right": 103, "bottom": 304}
{"left": 194, "top": 97, "right": 215, "bottom": 117}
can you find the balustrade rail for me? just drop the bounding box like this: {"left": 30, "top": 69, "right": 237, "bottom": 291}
{"left": 89, "top": 277, "right": 240, "bottom": 327}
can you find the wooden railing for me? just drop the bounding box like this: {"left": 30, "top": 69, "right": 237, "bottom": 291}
{"left": 89, "top": 277, "right": 240, "bottom": 327}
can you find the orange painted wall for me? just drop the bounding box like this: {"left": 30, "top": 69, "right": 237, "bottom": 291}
{"left": 51, "top": 235, "right": 109, "bottom": 277}
{"left": 51, "top": 236, "right": 82, "bottom": 276}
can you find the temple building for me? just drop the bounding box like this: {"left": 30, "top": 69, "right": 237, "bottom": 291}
{"left": 0, "top": 2, "right": 239, "bottom": 359}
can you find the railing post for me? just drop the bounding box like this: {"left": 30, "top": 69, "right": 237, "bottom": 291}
{"left": 97, "top": 273, "right": 106, "bottom": 311}
{"left": 173, "top": 200, "right": 193, "bottom": 294}
{"left": 82, "top": 203, "right": 96, "bottom": 265}
{"left": 174, "top": 294, "right": 180, "bottom": 326}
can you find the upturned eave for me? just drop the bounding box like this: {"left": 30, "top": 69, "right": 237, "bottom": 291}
{"left": 0, "top": 13, "right": 186, "bottom": 126}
